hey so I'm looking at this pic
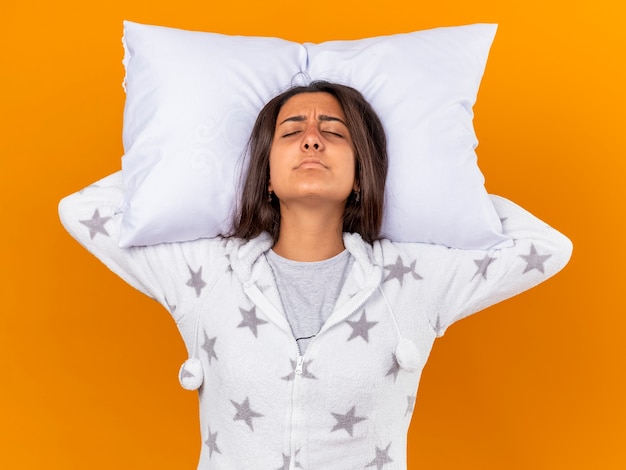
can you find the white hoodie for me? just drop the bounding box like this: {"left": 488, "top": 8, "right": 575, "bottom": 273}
{"left": 59, "top": 172, "right": 572, "bottom": 470}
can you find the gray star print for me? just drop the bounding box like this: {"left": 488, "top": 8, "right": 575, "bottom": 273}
{"left": 434, "top": 315, "right": 443, "bottom": 334}
{"left": 201, "top": 331, "right": 218, "bottom": 364}
{"left": 79, "top": 209, "right": 111, "bottom": 239}
{"left": 520, "top": 244, "right": 552, "bottom": 274}
{"left": 385, "top": 354, "right": 401, "bottom": 382}
{"left": 231, "top": 397, "right": 264, "bottom": 431}
{"left": 164, "top": 297, "right": 177, "bottom": 314}
{"left": 179, "top": 367, "right": 195, "bottom": 380}
{"left": 472, "top": 254, "right": 497, "bottom": 280}
{"left": 237, "top": 307, "right": 268, "bottom": 338}
{"left": 405, "top": 395, "right": 416, "bottom": 417}
{"left": 331, "top": 406, "right": 367, "bottom": 437}
{"left": 205, "top": 426, "right": 221, "bottom": 458}
{"left": 383, "top": 256, "right": 422, "bottom": 286}
{"left": 275, "top": 452, "right": 303, "bottom": 470}
{"left": 186, "top": 265, "right": 207, "bottom": 297}
{"left": 276, "top": 454, "right": 290, "bottom": 470}
{"left": 224, "top": 253, "right": 234, "bottom": 273}
{"left": 282, "top": 359, "right": 317, "bottom": 381}
{"left": 365, "top": 442, "right": 393, "bottom": 469}
{"left": 346, "top": 311, "right": 378, "bottom": 343}
{"left": 256, "top": 283, "right": 272, "bottom": 293}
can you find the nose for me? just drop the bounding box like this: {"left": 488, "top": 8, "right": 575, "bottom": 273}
{"left": 301, "top": 127, "right": 323, "bottom": 151}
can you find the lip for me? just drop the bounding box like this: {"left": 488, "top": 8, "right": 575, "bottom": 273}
{"left": 295, "top": 158, "right": 327, "bottom": 169}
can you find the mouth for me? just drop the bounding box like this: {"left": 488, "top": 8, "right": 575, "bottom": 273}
{"left": 295, "top": 158, "right": 327, "bottom": 169}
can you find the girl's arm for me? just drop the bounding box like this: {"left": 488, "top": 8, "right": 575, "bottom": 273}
{"left": 58, "top": 172, "right": 226, "bottom": 323}
{"left": 396, "top": 195, "right": 573, "bottom": 336}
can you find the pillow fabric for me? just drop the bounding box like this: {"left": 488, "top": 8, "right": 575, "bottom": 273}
{"left": 119, "top": 20, "right": 511, "bottom": 249}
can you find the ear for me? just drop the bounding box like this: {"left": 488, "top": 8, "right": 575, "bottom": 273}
{"left": 268, "top": 179, "right": 273, "bottom": 192}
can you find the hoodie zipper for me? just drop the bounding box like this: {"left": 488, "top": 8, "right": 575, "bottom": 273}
{"left": 289, "top": 352, "right": 304, "bottom": 470}
{"left": 245, "top": 284, "right": 304, "bottom": 469}
{"left": 287, "top": 284, "right": 378, "bottom": 469}
{"left": 245, "top": 275, "right": 379, "bottom": 469}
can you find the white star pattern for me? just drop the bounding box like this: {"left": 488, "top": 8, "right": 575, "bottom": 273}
{"left": 365, "top": 442, "right": 393, "bottom": 469}
{"left": 520, "top": 243, "right": 552, "bottom": 274}
{"left": 231, "top": 397, "right": 264, "bottom": 431}
{"left": 237, "top": 307, "right": 268, "bottom": 338}
{"left": 383, "top": 256, "right": 422, "bottom": 286}
{"left": 79, "top": 209, "right": 111, "bottom": 239}
{"left": 345, "top": 311, "right": 378, "bottom": 343}
{"left": 331, "top": 406, "right": 367, "bottom": 437}
{"left": 201, "top": 331, "right": 218, "bottom": 364}
{"left": 186, "top": 265, "right": 207, "bottom": 297}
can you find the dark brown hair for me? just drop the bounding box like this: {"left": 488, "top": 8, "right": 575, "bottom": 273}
{"left": 230, "top": 80, "right": 388, "bottom": 244}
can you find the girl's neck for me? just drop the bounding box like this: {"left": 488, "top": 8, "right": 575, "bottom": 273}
{"left": 272, "top": 204, "right": 345, "bottom": 262}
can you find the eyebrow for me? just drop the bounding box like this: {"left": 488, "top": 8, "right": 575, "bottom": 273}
{"left": 279, "top": 115, "right": 347, "bottom": 126}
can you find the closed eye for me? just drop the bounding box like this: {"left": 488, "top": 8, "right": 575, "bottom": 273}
{"left": 323, "top": 131, "right": 344, "bottom": 137}
{"left": 282, "top": 130, "right": 302, "bottom": 137}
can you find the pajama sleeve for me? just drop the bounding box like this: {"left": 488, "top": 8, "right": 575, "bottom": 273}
{"left": 404, "top": 195, "right": 573, "bottom": 336}
{"left": 58, "top": 171, "right": 227, "bottom": 324}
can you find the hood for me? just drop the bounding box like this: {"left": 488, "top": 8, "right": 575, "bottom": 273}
{"left": 226, "top": 232, "right": 382, "bottom": 291}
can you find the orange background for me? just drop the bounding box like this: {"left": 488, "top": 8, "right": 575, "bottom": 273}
{"left": 1, "top": 0, "right": 624, "bottom": 468}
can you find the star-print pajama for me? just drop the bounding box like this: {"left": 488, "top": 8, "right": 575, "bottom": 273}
{"left": 59, "top": 172, "right": 572, "bottom": 469}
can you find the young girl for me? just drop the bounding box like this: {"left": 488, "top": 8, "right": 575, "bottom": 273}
{"left": 59, "top": 81, "right": 572, "bottom": 469}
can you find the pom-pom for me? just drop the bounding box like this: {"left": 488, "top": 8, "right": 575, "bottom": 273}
{"left": 395, "top": 337, "right": 421, "bottom": 372}
{"left": 178, "top": 358, "right": 204, "bottom": 390}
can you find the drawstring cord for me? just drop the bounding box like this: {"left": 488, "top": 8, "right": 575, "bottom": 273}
{"left": 378, "top": 286, "right": 422, "bottom": 373}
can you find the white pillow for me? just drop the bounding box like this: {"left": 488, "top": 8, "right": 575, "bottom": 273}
{"left": 119, "top": 20, "right": 511, "bottom": 249}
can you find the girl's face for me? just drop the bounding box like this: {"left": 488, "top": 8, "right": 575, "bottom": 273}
{"left": 268, "top": 92, "right": 357, "bottom": 208}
